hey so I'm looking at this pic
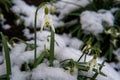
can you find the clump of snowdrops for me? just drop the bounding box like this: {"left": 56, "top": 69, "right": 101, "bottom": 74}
{"left": 0, "top": 2, "right": 106, "bottom": 80}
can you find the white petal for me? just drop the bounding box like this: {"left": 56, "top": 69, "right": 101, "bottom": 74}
{"left": 40, "top": 21, "right": 45, "bottom": 32}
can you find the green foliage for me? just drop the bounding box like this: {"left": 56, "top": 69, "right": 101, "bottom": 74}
{"left": 33, "top": 51, "right": 47, "bottom": 68}
{"left": 114, "top": 10, "right": 120, "bottom": 26}
{"left": 0, "top": 32, "right": 11, "bottom": 80}
{"left": 1, "top": 0, "right": 119, "bottom": 80}
{"left": 60, "top": 59, "right": 106, "bottom": 80}
{"left": 91, "top": 61, "right": 106, "bottom": 79}
{"left": 9, "top": 37, "right": 35, "bottom": 51}
{"left": 0, "top": 0, "right": 12, "bottom": 12}
{"left": 92, "top": 0, "right": 115, "bottom": 10}
{"left": 55, "top": 0, "right": 120, "bottom": 62}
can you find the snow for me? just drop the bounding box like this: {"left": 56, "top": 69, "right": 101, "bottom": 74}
{"left": 22, "top": 28, "right": 32, "bottom": 39}
{"left": 0, "top": 15, "right": 11, "bottom": 30}
{"left": 98, "top": 10, "right": 114, "bottom": 26}
{"left": 0, "top": 0, "right": 120, "bottom": 80}
{"left": 0, "top": 55, "right": 3, "bottom": 64}
{"left": 61, "top": 34, "right": 83, "bottom": 49}
{"left": 110, "top": 7, "right": 120, "bottom": 13}
{"left": 10, "top": 43, "right": 44, "bottom": 67}
{"left": 11, "top": 0, "right": 91, "bottom": 28}
{"left": 31, "top": 63, "right": 77, "bottom": 80}
{"left": 0, "top": 31, "right": 80, "bottom": 80}
{"left": 113, "top": 48, "right": 120, "bottom": 64}
{"left": 80, "top": 10, "right": 114, "bottom": 35}
{"left": 55, "top": 0, "right": 91, "bottom": 18}
{"left": 11, "top": 0, "right": 41, "bottom": 27}
{"left": 55, "top": 47, "right": 82, "bottom": 61}
{"left": 112, "top": 48, "right": 120, "bottom": 71}
{"left": 2, "top": 24, "right": 11, "bottom": 30}
{"left": 80, "top": 11, "right": 103, "bottom": 35}
{"left": 0, "top": 63, "right": 6, "bottom": 76}
{"left": 98, "top": 62, "right": 120, "bottom": 80}
{"left": 0, "top": 30, "right": 120, "bottom": 80}
{"left": 11, "top": 0, "right": 64, "bottom": 28}
{"left": 69, "top": 38, "right": 83, "bottom": 49}
{"left": 22, "top": 30, "right": 83, "bottom": 49}
{"left": 11, "top": 66, "right": 30, "bottom": 80}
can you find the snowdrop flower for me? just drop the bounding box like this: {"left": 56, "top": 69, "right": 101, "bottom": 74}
{"left": 110, "top": 39, "right": 118, "bottom": 47}
{"left": 105, "top": 28, "right": 113, "bottom": 34}
{"left": 105, "top": 28, "right": 120, "bottom": 37}
{"left": 82, "top": 44, "right": 91, "bottom": 54}
{"left": 40, "top": 6, "right": 55, "bottom": 32}
{"left": 87, "top": 54, "right": 98, "bottom": 75}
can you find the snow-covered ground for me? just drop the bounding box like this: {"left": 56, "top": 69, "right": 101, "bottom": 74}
{"left": 80, "top": 10, "right": 114, "bottom": 36}
{"left": 0, "top": 31, "right": 120, "bottom": 80}
{"left": 0, "top": 0, "right": 120, "bottom": 80}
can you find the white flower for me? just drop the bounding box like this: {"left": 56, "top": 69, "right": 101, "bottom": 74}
{"left": 105, "top": 28, "right": 113, "bottom": 34}
{"left": 40, "top": 7, "right": 55, "bottom": 32}
{"left": 87, "top": 54, "right": 98, "bottom": 76}
{"left": 105, "top": 28, "right": 120, "bottom": 37}
{"left": 82, "top": 44, "right": 91, "bottom": 54}
{"left": 110, "top": 39, "right": 118, "bottom": 47}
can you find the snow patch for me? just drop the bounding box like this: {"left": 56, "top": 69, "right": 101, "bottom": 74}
{"left": 32, "top": 63, "right": 77, "bottom": 80}
{"left": 80, "top": 10, "right": 114, "bottom": 35}
{"left": 11, "top": 0, "right": 64, "bottom": 28}
{"left": 55, "top": 0, "right": 91, "bottom": 18}
{"left": 2, "top": 24, "right": 11, "bottom": 30}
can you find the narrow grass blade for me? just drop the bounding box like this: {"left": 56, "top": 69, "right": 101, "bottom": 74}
{"left": 0, "top": 32, "right": 11, "bottom": 80}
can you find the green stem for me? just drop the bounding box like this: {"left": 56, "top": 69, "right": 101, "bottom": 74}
{"left": 34, "top": 2, "right": 48, "bottom": 63}
{"left": 77, "top": 53, "right": 84, "bottom": 62}
{"left": 34, "top": 7, "right": 37, "bottom": 63}
{"left": 60, "top": 59, "right": 73, "bottom": 64}
{"left": 49, "top": 29, "right": 55, "bottom": 66}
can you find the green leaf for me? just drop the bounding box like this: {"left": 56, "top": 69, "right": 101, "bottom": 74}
{"left": 34, "top": 51, "right": 46, "bottom": 68}
{"left": 0, "top": 0, "right": 12, "bottom": 12}
{"left": 0, "top": 32, "right": 11, "bottom": 80}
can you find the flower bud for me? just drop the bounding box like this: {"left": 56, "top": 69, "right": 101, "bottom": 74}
{"left": 45, "top": 6, "right": 49, "bottom": 15}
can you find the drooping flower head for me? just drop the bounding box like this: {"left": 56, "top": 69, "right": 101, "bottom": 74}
{"left": 87, "top": 53, "right": 98, "bottom": 76}
{"left": 40, "top": 6, "right": 55, "bottom": 32}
